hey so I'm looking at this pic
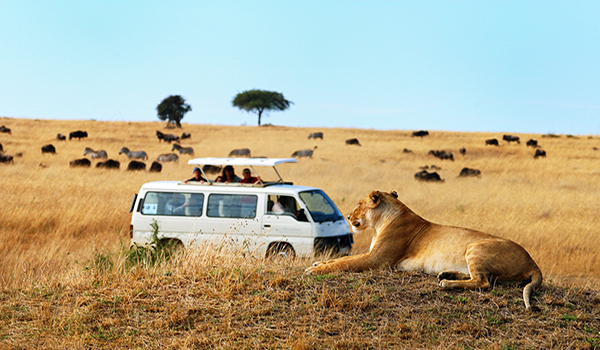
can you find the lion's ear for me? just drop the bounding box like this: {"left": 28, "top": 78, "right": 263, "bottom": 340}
{"left": 390, "top": 191, "right": 398, "bottom": 199}
{"left": 369, "top": 190, "right": 382, "bottom": 207}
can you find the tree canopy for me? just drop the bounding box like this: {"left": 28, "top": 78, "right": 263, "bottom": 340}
{"left": 156, "top": 95, "right": 192, "bottom": 128}
{"left": 232, "top": 89, "right": 292, "bottom": 126}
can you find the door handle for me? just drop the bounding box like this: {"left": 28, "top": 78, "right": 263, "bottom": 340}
{"left": 263, "top": 224, "right": 271, "bottom": 228}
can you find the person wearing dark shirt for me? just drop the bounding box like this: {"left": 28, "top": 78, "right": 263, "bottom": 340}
{"left": 183, "top": 167, "right": 207, "bottom": 183}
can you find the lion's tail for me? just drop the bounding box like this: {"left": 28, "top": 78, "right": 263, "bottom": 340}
{"left": 523, "top": 266, "right": 543, "bottom": 311}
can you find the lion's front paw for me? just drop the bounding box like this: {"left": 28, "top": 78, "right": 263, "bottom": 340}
{"left": 304, "top": 261, "right": 325, "bottom": 275}
{"left": 439, "top": 280, "right": 449, "bottom": 288}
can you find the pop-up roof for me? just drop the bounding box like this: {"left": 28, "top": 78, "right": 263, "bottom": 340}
{"left": 186, "top": 157, "right": 298, "bottom": 185}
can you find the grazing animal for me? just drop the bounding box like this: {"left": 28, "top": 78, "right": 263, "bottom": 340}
{"left": 459, "top": 147, "right": 466, "bottom": 155}
{"left": 428, "top": 150, "right": 454, "bottom": 161}
{"left": 485, "top": 138, "right": 499, "bottom": 146}
{"left": 458, "top": 167, "right": 481, "bottom": 177}
{"left": 181, "top": 132, "right": 191, "bottom": 140}
{"left": 69, "top": 158, "right": 91, "bottom": 168}
{"left": 119, "top": 147, "right": 148, "bottom": 160}
{"left": 345, "top": 138, "right": 361, "bottom": 146}
{"left": 526, "top": 139, "right": 538, "bottom": 148}
{"left": 308, "top": 132, "right": 324, "bottom": 139}
{"left": 403, "top": 148, "right": 413, "bottom": 153}
{"left": 202, "top": 164, "right": 222, "bottom": 174}
{"left": 291, "top": 146, "right": 317, "bottom": 158}
{"left": 534, "top": 149, "right": 546, "bottom": 158}
{"left": 503, "top": 135, "right": 520, "bottom": 144}
{"left": 84, "top": 147, "right": 108, "bottom": 159}
{"left": 0, "top": 125, "right": 11, "bottom": 134}
{"left": 172, "top": 143, "right": 194, "bottom": 156}
{"left": 156, "top": 130, "right": 180, "bottom": 143}
{"left": 69, "top": 130, "right": 88, "bottom": 141}
{"left": 0, "top": 142, "right": 3, "bottom": 152}
{"left": 228, "top": 148, "right": 251, "bottom": 157}
{"left": 96, "top": 159, "right": 120, "bottom": 169}
{"left": 149, "top": 161, "right": 162, "bottom": 172}
{"left": 127, "top": 160, "right": 146, "bottom": 171}
{"left": 305, "top": 190, "right": 543, "bottom": 310}
{"left": 414, "top": 170, "right": 444, "bottom": 182}
{"left": 412, "top": 130, "right": 429, "bottom": 137}
{"left": 41, "top": 144, "right": 56, "bottom": 154}
{"left": 156, "top": 153, "right": 179, "bottom": 163}
{"left": 57, "top": 133, "right": 66, "bottom": 141}
{"left": 0, "top": 154, "right": 14, "bottom": 164}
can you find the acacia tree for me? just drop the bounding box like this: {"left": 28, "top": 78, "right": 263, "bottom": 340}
{"left": 232, "top": 89, "right": 292, "bottom": 126}
{"left": 156, "top": 95, "right": 192, "bottom": 128}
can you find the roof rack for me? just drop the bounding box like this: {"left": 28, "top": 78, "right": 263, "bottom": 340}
{"left": 186, "top": 157, "right": 297, "bottom": 186}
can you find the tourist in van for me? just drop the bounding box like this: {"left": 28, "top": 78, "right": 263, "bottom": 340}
{"left": 183, "top": 167, "right": 206, "bottom": 184}
{"left": 239, "top": 168, "right": 261, "bottom": 184}
{"left": 165, "top": 193, "right": 188, "bottom": 215}
{"left": 215, "top": 165, "right": 241, "bottom": 184}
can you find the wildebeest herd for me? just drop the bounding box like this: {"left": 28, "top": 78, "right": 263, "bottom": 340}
{"left": 0, "top": 126, "right": 200, "bottom": 172}
{"left": 0, "top": 125, "right": 559, "bottom": 182}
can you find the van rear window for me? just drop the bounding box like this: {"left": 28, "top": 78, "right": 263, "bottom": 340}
{"left": 207, "top": 194, "right": 257, "bottom": 219}
{"left": 141, "top": 192, "right": 204, "bottom": 217}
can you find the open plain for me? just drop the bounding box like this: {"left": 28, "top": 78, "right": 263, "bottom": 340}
{"left": 1, "top": 116, "right": 599, "bottom": 349}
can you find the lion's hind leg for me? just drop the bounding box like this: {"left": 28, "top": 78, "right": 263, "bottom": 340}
{"left": 437, "top": 271, "right": 471, "bottom": 281}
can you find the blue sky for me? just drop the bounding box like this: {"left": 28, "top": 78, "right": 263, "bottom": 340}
{"left": 1, "top": 1, "right": 599, "bottom": 135}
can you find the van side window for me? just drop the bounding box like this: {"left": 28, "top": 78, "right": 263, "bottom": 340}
{"left": 207, "top": 194, "right": 257, "bottom": 219}
{"left": 267, "top": 195, "right": 308, "bottom": 222}
{"left": 141, "top": 192, "right": 204, "bottom": 217}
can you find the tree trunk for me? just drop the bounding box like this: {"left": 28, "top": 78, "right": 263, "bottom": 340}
{"left": 258, "top": 110, "right": 263, "bottom": 126}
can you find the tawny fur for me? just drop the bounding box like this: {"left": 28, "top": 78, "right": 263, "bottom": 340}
{"left": 305, "top": 190, "right": 543, "bottom": 310}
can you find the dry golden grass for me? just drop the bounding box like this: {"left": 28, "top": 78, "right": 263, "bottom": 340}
{"left": 1, "top": 116, "right": 600, "bottom": 348}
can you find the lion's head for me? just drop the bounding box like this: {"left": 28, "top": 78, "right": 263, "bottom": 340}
{"left": 348, "top": 190, "right": 399, "bottom": 232}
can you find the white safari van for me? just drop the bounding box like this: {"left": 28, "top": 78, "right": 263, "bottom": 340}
{"left": 129, "top": 158, "right": 353, "bottom": 257}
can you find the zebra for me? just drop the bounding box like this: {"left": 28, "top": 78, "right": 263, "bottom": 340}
{"left": 119, "top": 147, "right": 148, "bottom": 160}
{"left": 172, "top": 143, "right": 194, "bottom": 156}
{"left": 84, "top": 147, "right": 108, "bottom": 159}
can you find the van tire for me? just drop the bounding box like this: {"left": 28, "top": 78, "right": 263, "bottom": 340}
{"left": 158, "top": 239, "right": 184, "bottom": 258}
{"left": 266, "top": 242, "right": 296, "bottom": 259}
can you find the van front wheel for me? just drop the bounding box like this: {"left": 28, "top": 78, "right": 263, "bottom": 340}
{"left": 266, "top": 242, "right": 296, "bottom": 259}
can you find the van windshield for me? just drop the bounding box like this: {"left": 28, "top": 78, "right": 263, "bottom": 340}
{"left": 298, "top": 190, "right": 344, "bottom": 223}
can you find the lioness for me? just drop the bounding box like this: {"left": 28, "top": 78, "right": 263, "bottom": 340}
{"left": 305, "top": 190, "right": 543, "bottom": 310}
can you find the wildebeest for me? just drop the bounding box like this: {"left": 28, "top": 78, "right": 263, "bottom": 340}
{"left": 119, "top": 147, "right": 148, "bottom": 160}
{"left": 345, "top": 138, "right": 361, "bottom": 146}
{"left": 181, "top": 132, "right": 191, "bottom": 140}
{"left": 172, "top": 143, "right": 194, "bottom": 156}
{"left": 526, "top": 139, "right": 538, "bottom": 147}
{"left": 96, "top": 159, "right": 120, "bottom": 169}
{"left": 69, "top": 130, "right": 88, "bottom": 141}
{"left": 156, "top": 130, "right": 180, "bottom": 143}
{"left": 412, "top": 130, "right": 429, "bottom": 137}
{"left": 149, "top": 161, "right": 162, "bottom": 172}
{"left": 403, "top": 148, "right": 413, "bottom": 153}
{"left": 0, "top": 125, "right": 11, "bottom": 134}
{"left": 534, "top": 149, "right": 547, "bottom": 158}
{"left": 84, "top": 147, "right": 108, "bottom": 159}
{"left": 458, "top": 167, "right": 481, "bottom": 177}
{"left": 202, "top": 164, "right": 222, "bottom": 174}
{"left": 228, "top": 148, "right": 251, "bottom": 157}
{"left": 503, "top": 135, "right": 520, "bottom": 144}
{"left": 292, "top": 146, "right": 317, "bottom": 158}
{"left": 428, "top": 150, "right": 454, "bottom": 161}
{"left": 69, "top": 158, "right": 91, "bottom": 168}
{"left": 0, "top": 154, "right": 14, "bottom": 164}
{"left": 156, "top": 153, "right": 179, "bottom": 163}
{"left": 308, "top": 132, "right": 324, "bottom": 139}
{"left": 414, "top": 170, "right": 444, "bottom": 182}
{"left": 459, "top": 147, "right": 466, "bottom": 155}
{"left": 0, "top": 142, "right": 3, "bottom": 152}
{"left": 485, "top": 138, "right": 499, "bottom": 146}
{"left": 42, "top": 144, "right": 56, "bottom": 154}
{"left": 127, "top": 161, "right": 146, "bottom": 171}
{"left": 57, "top": 133, "right": 66, "bottom": 141}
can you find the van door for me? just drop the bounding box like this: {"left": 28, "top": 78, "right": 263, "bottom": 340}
{"left": 204, "top": 193, "right": 262, "bottom": 255}
{"left": 262, "top": 194, "right": 314, "bottom": 255}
